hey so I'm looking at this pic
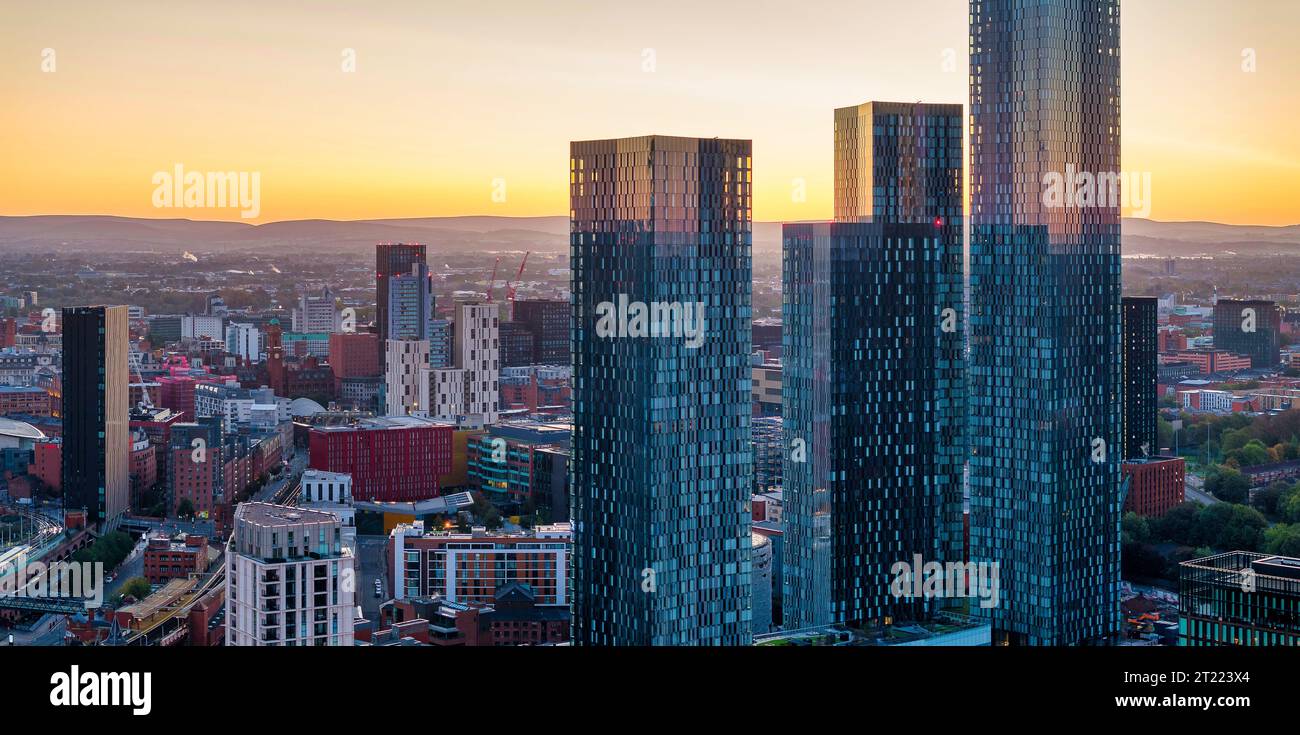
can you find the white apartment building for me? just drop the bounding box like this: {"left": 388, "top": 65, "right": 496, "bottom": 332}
{"left": 384, "top": 338, "right": 429, "bottom": 417}
{"left": 181, "top": 315, "right": 224, "bottom": 341}
{"left": 225, "top": 502, "right": 354, "bottom": 647}
{"left": 225, "top": 322, "right": 260, "bottom": 362}
{"left": 300, "top": 469, "right": 356, "bottom": 551}
{"left": 420, "top": 302, "right": 499, "bottom": 423}
{"left": 292, "top": 286, "right": 339, "bottom": 334}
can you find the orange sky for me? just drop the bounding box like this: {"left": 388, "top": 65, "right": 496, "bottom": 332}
{"left": 1, "top": 0, "right": 1297, "bottom": 225}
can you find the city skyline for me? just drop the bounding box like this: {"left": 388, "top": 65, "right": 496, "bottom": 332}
{"left": 1, "top": 0, "right": 1298, "bottom": 226}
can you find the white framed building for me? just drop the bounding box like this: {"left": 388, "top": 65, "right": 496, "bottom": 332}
{"left": 225, "top": 322, "right": 260, "bottom": 362}
{"left": 225, "top": 503, "right": 354, "bottom": 647}
{"left": 384, "top": 339, "right": 429, "bottom": 417}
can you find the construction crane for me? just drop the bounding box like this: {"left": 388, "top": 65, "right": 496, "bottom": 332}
{"left": 505, "top": 251, "right": 530, "bottom": 319}
{"left": 128, "top": 349, "right": 153, "bottom": 409}
{"left": 486, "top": 256, "right": 501, "bottom": 303}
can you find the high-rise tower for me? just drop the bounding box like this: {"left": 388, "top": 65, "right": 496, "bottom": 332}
{"left": 570, "top": 135, "right": 753, "bottom": 645}
{"left": 969, "top": 0, "right": 1123, "bottom": 645}
{"left": 783, "top": 102, "right": 965, "bottom": 629}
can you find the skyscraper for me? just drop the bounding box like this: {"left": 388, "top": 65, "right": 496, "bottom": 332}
{"left": 512, "top": 299, "right": 569, "bottom": 365}
{"left": 570, "top": 135, "right": 753, "bottom": 645}
{"left": 783, "top": 102, "right": 964, "bottom": 630}
{"left": 1122, "top": 297, "right": 1158, "bottom": 459}
{"left": 1212, "top": 299, "right": 1281, "bottom": 369}
{"left": 62, "top": 305, "right": 130, "bottom": 530}
{"left": 386, "top": 263, "right": 435, "bottom": 342}
{"left": 376, "top": 242, "right": 427, "bottom": 367}
{"left": 969, "top": 0, "right": 1123, "bottom": 645}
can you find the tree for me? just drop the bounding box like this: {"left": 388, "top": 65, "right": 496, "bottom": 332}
{"left": 1211, "top": 504, "right": 1267, "bottom": 552}
{"left": 1225, "top": 439, "right": 1271, "bottom": 468}
{"left": 1264, "top": 524, "right": 1300, "bottom": 557}
{"left": 1282, "top": 486, "right": 1300, "bottom": 524}
{"left": 177, "top": 498, "right": 196, "bottom": 521}
{"left": 1252, "top": 481, "right": 1291, "bottom": 518}
{"left": 1121, "top": 512, "right": 1150, "bottom": 545}
{"left": 1153, "top": 501, "right": 1202, "bottom": 546}
{"left": 120, "top": 576, "right": 152, "bottom": 601}
{"left": 1205, "top": 465, "right": 1250, "bottom": 504}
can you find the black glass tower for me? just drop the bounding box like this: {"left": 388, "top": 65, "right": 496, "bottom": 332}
{"left": 570, "top": 135, "right": 753, "bottom": 645}
{"left": 783, "top": 102, "right": 965, "bottom": 629}
{"left": 969, "top": 0, "right": 1123, "bottom": 645}
{"left": 62, "top": 305, "right": 130, "bottom": 530}
{"left": 1122, "top": 297, "right": 1158, "bottom": 459}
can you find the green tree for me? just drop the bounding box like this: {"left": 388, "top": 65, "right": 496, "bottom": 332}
{"left": 177, "top": 498, "right": 196, "bottom": 520}
{"left": 120, "top": 576, "right": 152, "bottom": 601}
{"left": 1206, "top": 465, "right": 1250, "bottom": 504}
{"left": 1153, "top": 501, "right": 1202, "bottom": 546}
{"left": 1121, "top": 512, "right": 1150, "bottom": 545}
{"left": 1264, "top": 524, "right": 1300, "bottom": 557}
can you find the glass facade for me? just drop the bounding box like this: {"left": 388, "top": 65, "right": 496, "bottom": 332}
{"left": 570, "top": 135, "right": 753, "bottom": 645}
{"left": 1121, "top": 297, "right": 1158, "bottom": 459}
{"left": 386, "top": 262, "right": 435, "bottom": 342}
{"left": 785, "top": 102, "right": 964, "bottom": 630}
{"left": 969, "top": 0, "right": 1123, "bottom": 645}
{"left": 1179, "top": 552, "right": 1300, "bottom": 647}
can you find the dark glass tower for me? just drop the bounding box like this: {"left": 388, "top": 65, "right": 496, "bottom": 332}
{"left": 1122, "top": 297, "right": 1158, "bottom": 459}
{"left": 783, "top": 102, "right": 965, "bottom": 629}
{"left": 969, "top": 0, "right": 1123, "bottom": 645}
{"left": 1212, "top": 299, "right": 1281, "bottom": 369}
{"left": 62, "top": 305, "right": 130, "bottom": 530}
{"left": 570, "top": 135, "right": 753, "bottom": 645}
{"left": 376, "top": 242, "right": 427, "bottom": 366}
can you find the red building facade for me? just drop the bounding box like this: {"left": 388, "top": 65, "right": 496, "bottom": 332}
{"left": 309, "top": 419, "right": 452, "bottom": 501}
{"left": 1122, "top": 457, "right": 1186, "bottom": 517}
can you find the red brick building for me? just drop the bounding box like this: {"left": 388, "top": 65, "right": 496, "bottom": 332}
{"left": 143, "top": 534, "right": 210, "bottom": 584}
{"left": 328, "top": 332, "right": 380, "bottom": 386}
{"left": 1122, "top": 457, "right": 1186, "bottom": 517}
{"left": 309, "top": 418, "right": 452, "bottom": 501}
{"left": 0, "top": 386, "right": 52, "bottom": 416}
{"left": 129, "top": 431, "right": 157, "bottom": 506}
{"left": 28, "top": 439, "right": 60, "bottom": 493}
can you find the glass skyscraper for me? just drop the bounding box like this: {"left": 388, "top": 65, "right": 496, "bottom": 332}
{"left": 783, "top": 102, "right": 965, "bottom": 630}
{"left": 570, "top": 135, "right": 753, "bottom": 645}
{"left": 386, "top": 261, "right": 435, "bottom": 342}
{"left": 969, "top": 0, "right": 1123, "bottom": 645}
{"left": 1121, "top": 296, "right": 1158, "bottom": 459}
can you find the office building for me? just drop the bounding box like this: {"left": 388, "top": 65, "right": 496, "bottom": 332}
{"left": 968, "top": 0, "right": 1123, "bottom": 645}
{"left": 570, "top": 135, "right": 753, "bottom": 645}
{"left": 1122, "top": 297, "right": 1158, "bottom": 458}
{"left": 783, "top": 101, "right": 964, "bottom": 630}
{"left": 376, "top": 243, "right": 427, "bottom": 368}
{"left": 308, "top": 416, "right": 452, "bottom": 502}
{"left": 225, "top": 502, "right": 354, "bottom": 646}
{"left": 387, "top": 263, "right": 435, "bottom": 341}
{"left": 61, "top": 305, "right": 130, "bottom": 530}
{"left": 1179, "top": 552, "right": 1300, "bottom": 646}
{"left": 224, "top": 322, "right": 260, "bottom": 363}
{"left": 512, "top": 299, "right": 569, "bottom": 365}
{"left": 1213, "top": 299, "right": 1282, "bottom": 369}
{"left": 292, "top": 286, "right": 339, "bottom": 334}
{"left": 389, "top": 521, "right": 571, "bottom": 606}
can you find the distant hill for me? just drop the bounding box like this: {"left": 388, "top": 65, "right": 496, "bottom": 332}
{"left": 1, "top": 215, "right": 1296, "bottom": 257}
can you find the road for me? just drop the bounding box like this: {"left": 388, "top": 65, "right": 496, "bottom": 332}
{"left": 256, "top": 453, "right": 308, "bottom": 503}
{"left": 355, "top": 536, "right": 388, "bottom": 624}
{"left": 1185, "top": 473, "right": 1215, "bottom": 505}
